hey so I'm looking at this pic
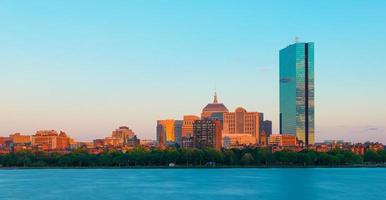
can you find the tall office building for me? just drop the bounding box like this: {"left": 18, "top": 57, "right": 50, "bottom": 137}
{"left": 280, "top": 42, "right": 315, "bottom": 146}
{"left": 182, "top": 115, "right": 200, "bottom": 138}
{"left": 156, "top": 119, "right": 183, "bottom": 146}
{"left": 223, "top": 107, "right": 260, "bottom": 136}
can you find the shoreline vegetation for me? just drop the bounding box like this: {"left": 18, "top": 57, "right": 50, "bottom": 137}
{"left": 1, "top": 148, "right": 386, "bottom": 168}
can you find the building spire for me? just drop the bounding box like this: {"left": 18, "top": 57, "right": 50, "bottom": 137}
{"left": 213, "top": 91, "right": 218, "bottom": 103}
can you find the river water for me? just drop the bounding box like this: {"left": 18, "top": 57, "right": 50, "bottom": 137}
{"left": 0, "top": 168, "right": 385, "bottom": 199}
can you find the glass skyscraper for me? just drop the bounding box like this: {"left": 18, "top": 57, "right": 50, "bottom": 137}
{"left": 280, "top": 42, "right": 314, "bottom": 146}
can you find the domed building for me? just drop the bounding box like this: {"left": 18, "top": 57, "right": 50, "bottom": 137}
{"left": 201, "top": 92, "right": 229, "bottom": 119}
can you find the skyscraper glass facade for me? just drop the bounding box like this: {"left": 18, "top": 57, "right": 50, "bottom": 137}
{"left": 280, "top": 42, "right": 314, "bottom": 145}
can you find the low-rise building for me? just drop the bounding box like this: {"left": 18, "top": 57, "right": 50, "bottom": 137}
{"left": 268, "top": 134, "right": 298, "bottom": 147}
{"left": 10, "top": 133, "right": 31, "bottom": 144}
{"left": 32, "top": 130, "right": 70, "bottom": 151}
{"left": 222, "top": 133, "right": 257, "bottom": 149}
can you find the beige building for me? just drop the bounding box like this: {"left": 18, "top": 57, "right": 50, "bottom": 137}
{"left": 182, "top": 115, "right": 200, "bottom": 138}
{"left": 223, "top": 107, "right": 260, "bottom": 144}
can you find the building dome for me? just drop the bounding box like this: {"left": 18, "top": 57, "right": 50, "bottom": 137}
{"left": 202, "top": 103, "right": 229, "bottom": 113}
{"left": 201, "top": 92, "right": 228, "bottom": 118}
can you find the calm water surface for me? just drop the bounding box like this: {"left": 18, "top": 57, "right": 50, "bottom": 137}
{"left": 0, "top": 168, "right": 385, "bottom": 200}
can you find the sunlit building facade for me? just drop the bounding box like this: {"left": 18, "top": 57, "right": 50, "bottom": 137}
{"left": 182, "top": 115, "right": 200, "bottom": 138}
{"left": 32, "top": 130, "right": 70, "bottom": 151}
{"left": 280, "top": 42, "right": 315, "bottom": 145}
{"left": 223, "top": 107, "right": 260, "bottom": 144}
{"left": 9, "top": 133, "right": 31, "bottom": 144}
{"left": 156, "top": 119, "right": 183, "bottom": 146}
{"left": 268, "top": 134, "right": 298, "bottom": 147}
{"left": 112, "top": 126, "right": 135, "bottom": 146}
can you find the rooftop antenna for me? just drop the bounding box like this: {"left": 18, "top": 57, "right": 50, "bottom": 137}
{"left": 295, "top": 36, "right": 299, "bottom": 43}
{"left": 213, "top": 86, "right": 218, "bottom": 103}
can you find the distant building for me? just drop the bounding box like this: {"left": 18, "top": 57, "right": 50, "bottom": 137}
{"left": 140, "top": 139, "right": 157, "bottom": 148}
{"left": 9, "top": 133, "right": 31, "bottom": 144}
{"left": 181, "top": 115, "right": 200, "bottom": 148}
{"left": 182, "top": 115, "right": 200, "bottom": 138}
{"left": 262, "top": 120, "right": 272, "bottom": 136}
{"left": 32, "top": 130, "right": 70, "bottom": 151}
{"left": 126, "top": 135, "right": 140, "bottom": 147}
{"left": 201, "top": 92, "right": 228, "bottom": 119}
{"left": 112, "top": 126, "right": 135, "bottom": 145}
{"left": 174, "top": 120, "right": 183, "bottom": 146}
{"left": 0, "top": 137, "right": 11, "bottom": 148}
{"left": 223, "top": 107, "right": 260, "bottom": 144}
{"left": 222, "top": 133, "right": 257, "bottom": 148}
{"left": 156, "top": 119, "right": 183, "bottom": 146}
{"left": 280, "top": 42, "right": 315, "bottom": 146}
{"left": 268, "top": 134, "right": 298, "bottom": 147}
{"left": 193, "top": 119, "right": 222, "bottom": 150}
{"left": 103, "top": 137, "right": 121, "bottom": 147}
{"left": 93, "top": 139, "right": 105, "bottom": 148}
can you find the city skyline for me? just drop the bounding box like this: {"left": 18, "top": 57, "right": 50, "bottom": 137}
{"left": 1, "top": 1, "right": 386, "bottom": 143}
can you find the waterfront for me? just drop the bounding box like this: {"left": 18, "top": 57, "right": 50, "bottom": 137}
{"left": 1, "top": 168, "right": 385, "bottom": 200}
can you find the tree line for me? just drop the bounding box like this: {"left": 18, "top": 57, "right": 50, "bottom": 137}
{"left": 0, "top": 148, "right": 385, "bottom": 167}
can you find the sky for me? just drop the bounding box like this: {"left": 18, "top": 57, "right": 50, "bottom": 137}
{"left": 1, "top": 0, "right": 386, "bottom": 143}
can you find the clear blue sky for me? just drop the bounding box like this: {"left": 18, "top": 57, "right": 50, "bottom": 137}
{"left": 1, "top": 0, "right": 385, "bottom": 142}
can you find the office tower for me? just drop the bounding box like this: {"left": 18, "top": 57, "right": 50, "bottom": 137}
{"left": 181, "top": 115, "right": 200, "bottom": 148}
{"left": 280, "top": 42, "right": 315, "bottom": 146}
{"left": 201, "top": 92, "right": 228, "bottom": 119}
{"left": 193, "top": 119, "right": 222, "bottom": 150}
{"left": 156, "top": 119, "right": 183, "bottom": 146}
{"left": 223, "top": 107, "right": 260, "bottom": 139}
{"left": 174, "top": 120, "right": 183, "bottom": 146}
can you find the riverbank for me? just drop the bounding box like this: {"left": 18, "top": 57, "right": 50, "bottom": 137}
{"left": 1, "top": 147, "right": 385, "bottom": 168}
{"left": 2, "top": 164, "right": 386, "bottom": 169}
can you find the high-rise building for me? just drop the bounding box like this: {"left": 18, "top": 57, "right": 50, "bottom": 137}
{"left": 280, "top": 42, "right": 315, "bottom": 145}
{"left": 223, "top": 107, "right": 260, "bottom": 144}
{"left": 156, "top": 119, "right": 183, "bottom": 146}
{"left": 157, "top": 120, "right": 175, "bottom": 145}
{"left": 193, "top": 119, "right": 222, "bottom": 150}
{"left": 181, "top": 115, "right": 199, "bottom": 148}
{"left": 182, "top": 115, "right": 200, "bottom": 138}
{"left": 174, "top": 120, "right": 183, "bottom": 146}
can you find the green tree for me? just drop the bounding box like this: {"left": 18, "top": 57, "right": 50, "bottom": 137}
{"left": 240, "top": 153, "right": 254, "bottom": 165}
